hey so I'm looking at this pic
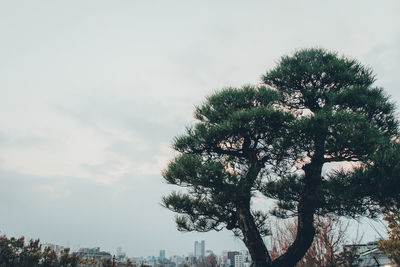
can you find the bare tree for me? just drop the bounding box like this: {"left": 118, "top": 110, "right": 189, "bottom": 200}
{"left": 270, "top": 216, "right": 349, "bottom": 267}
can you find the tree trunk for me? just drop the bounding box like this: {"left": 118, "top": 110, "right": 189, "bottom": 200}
{"left": 237, "top": 202, "right": 272, "bottom": 267}
{"left": 271, "top": 158, "right": 323, "bottom": 267}
{"left": 271, "top": 200, "right": 316, "bottom": 267}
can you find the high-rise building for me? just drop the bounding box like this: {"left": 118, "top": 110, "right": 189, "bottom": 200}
{"left": 194, "top": 240, "right": 205, "bottom": 258}
{"left": 194, "top": 241, "right": 201, "bottom": 258}
{"left": 227, "top": 251, "right": 239, "bottom": 267}
{"left": 159, "top": 249, "right": 166, "bottom": 260}
{"left": 160, "top": 249, "right": 165, "bottom": 260}
{"left": 234, "top": 254, "right": 244, "bottom": 267}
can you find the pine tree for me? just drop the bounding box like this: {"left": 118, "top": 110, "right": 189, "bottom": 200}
{"left": 162, "top": 48, "right": 398, "bottom": 267}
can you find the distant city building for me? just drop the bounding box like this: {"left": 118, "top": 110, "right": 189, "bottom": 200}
{"left": 194, "top": 240, "right": 205, "bottom": 258}
{"left": 234, "top": 254, "right": 244, "bottom": 267}
{"left": 159, "top": 249, "right": 166, "bottom": 260}
{"left": 227, "top": 251, "right": 239, "bottom": 267}
{"left": 343, "top": 241, "right": 379, "bottom": 256}
{"left": 76, "top": 247, "right": 112, "bottom": 260}
{"left": 116, "top": 246, "right": 126, "bottom": 261}
{"left": 171, "top": 255, "right": 184, "bottom": 266}
{"left": 206, "top": 249, "right": 213, "bottom": 255}
{"left": 239, "top": 250, "right": 251, "bottom": 266}
{"left": 358, "top": 247, "right": 394, "bottom": 267}
{"left": 142, "top": 255, "right": 157, "bottom": 266}
{"left": 185, "top": 255, "right": 197, "bottom": 266}
{"left": 343, "top": 241, "right": 397, "bottom": 267}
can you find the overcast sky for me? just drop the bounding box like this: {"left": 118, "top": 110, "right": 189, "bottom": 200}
{"left": 1, "top": 0, "right": 399, "bottom": 258}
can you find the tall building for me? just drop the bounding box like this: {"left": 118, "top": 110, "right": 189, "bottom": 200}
{"left": 234, "top": 254, "right": 244, "bottom": 267}
{"left": 159, "top": 249, "right": 166, "bottom": 260}
{"left": 194, "top": 240, "right": 205, "bottom": 258}
{"left": 227, "top": 251, "right": 239, "bottom": 267}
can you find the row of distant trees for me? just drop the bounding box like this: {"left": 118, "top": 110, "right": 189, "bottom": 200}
{"left": 0, "top": 235, "right": 79, "bottom": 267}
{"left": 0, "top": 235, "right": 140, "bottom": 267}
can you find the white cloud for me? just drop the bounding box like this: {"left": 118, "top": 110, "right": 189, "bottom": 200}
{"left": 134, "top": 143, "right": 176, "bottom": 176}
{"left": 0, "top": 109, "right": 157, "bottom": 183}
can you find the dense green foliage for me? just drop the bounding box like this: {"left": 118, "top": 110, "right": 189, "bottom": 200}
{"left": 162, "top": 48, "right": 399, "bottom": 267}
{"left": 164, "top": 86, "right": 292, "bottom": 235}
{"left": 0, "top": 235, "right": 79, "bottom": 267}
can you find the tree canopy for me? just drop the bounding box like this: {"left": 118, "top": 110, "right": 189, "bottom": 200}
{"left": 0, "top": 235, "right": 79, "bottom": 267}
{"left": 162, "top": 48, "right": 399, "bottom": 267}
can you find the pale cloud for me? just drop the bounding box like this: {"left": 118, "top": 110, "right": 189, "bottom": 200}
{"left": 0, "top": 110, "right": 154, "bottom": 183}
{"left": 37, "top": 184, "right": 71, "bottom": 199}
{"left": 135, "top": 143, "right": 176, "bottom": 176}
{"left": 0, "top": 114, "right": 105, "bottom": 179}
{"left": 0, "top": 110, "right": 176, "bottom": 184}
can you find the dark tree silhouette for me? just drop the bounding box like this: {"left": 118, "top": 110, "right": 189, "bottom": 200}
{"left": 162, "top": 48, "right": 398, "bottom": 267}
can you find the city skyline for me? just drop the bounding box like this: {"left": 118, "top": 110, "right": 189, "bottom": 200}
{"left": 1, "top": 0, "right": 399, "bottom": 257}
